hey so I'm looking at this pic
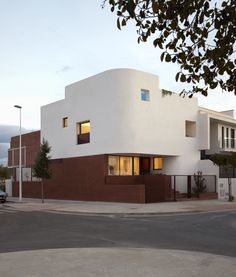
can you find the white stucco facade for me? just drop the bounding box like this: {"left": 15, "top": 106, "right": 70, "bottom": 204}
{"left": 41, "top": 68, "right": 236, "bottom": 195}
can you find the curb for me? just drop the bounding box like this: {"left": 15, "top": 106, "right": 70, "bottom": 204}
{"left": 2, "top": 203, "right": 236, "bottom": 217}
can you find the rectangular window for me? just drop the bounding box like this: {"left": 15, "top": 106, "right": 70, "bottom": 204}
{"left": 231, "top": 129, "right": 235, "bottom": 149}
{"left": 133, "top": 157, "right": 140, "bottom": 175}
{"left": 226, "top": 127, "right": 229, "bottom": 148}
{"left": 140, "top": 89, "right": 150, "bottom": 101}
{"left": 153, "top": 157, "right": 163, "bottom": 170}
{"left": 108, "top": 156, "right": 140, "bottom": 176}
{"left": 108, "top": 156, "right": 119, "bottom": 175}
{"left": 222, "top": 126, "right": 225, "bottom": 148}
{"left": 120, "top": 156, "right": 132, "bottom": 175}
{"left": 185, "top": 121, "right": 196, "bottom": 137}
{"left": 80, "top": 121, "right": 90, "bottom": 134}
{"left": 62, "top": 117, "right": 68, "bottom": 128}
{"left": 77, "top": 121, "right": 90, "bottom": 144}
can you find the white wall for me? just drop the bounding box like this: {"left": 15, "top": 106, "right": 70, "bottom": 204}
{"left": 5, "top": 179, "right": 12, "bottom": 196}
{"left": 197, "top": 111, "right": 209, "bottom": 150}
{"left": 218, "top": 178, "right": 236, "bottom": 200}
{"left": 209, "top": 120, "right": 219, "bottom": 154}
{"left": 41, "top": 69, "right": 199, "bottom": 167}
{"left": 40, "top": 68, "right": 236, "bottom": 191}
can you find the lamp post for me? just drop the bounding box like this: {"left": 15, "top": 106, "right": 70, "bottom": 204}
{"left": 14, "top": 105, "right": 22, "bottom": 202}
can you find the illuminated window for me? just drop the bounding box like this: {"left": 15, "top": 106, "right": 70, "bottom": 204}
{"left": 108, "top": 156, "right": 140, "bottom": 176}
{"left": 140, "top": 89, "right": 150, "bottom": 101}
{"left": 133, "top": 157, "right": 140, "bottom": 175}
{"left": 108, "top": 156, "right": 119, "bottom": 175}
{"left": 153, "top": 157, "right": 163, "bottom": 170}
{"left": 62, "top": 117, "right": 68, "bottom": 128}
{"left": 77, "top": 121, "right": 90, "bottom": 144}
{"left": 80, "top": 121, "right": 90, "bottom": 134}
{"left": 120, "top": 156, "right": 132, "bottom": 175}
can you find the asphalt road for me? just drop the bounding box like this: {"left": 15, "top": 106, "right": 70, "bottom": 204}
{"left": 1, "top": 207, "right": 236, "bottom": 257}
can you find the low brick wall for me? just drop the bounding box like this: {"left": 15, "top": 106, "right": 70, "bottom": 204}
{"left": 12, "top": 148, "right": 172, "bottom": 203}
{"left": 12, "top": 155, "right": 146, "bottom": 203}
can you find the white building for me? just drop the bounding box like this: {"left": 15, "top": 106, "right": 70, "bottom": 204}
{"left": 9, "top": 69, "right": 236, "bottom": 202}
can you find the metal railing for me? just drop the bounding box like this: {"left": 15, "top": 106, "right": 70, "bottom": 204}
{"left": 170, "top": 175, "right": 217, "bottom": 201}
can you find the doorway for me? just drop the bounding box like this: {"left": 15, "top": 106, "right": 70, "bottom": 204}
{"left": 140, "top": 157, "right": 150, "bottom": 175}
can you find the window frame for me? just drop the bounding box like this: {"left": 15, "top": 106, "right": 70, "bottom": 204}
{"left": 140, "top": 89, "right": 150, "bottom": 101}
{"left": 108, "top": 155, "right": 140, "bottom": 176}
{"left": 76, "top": 120, "right": 90, "bottom": 144}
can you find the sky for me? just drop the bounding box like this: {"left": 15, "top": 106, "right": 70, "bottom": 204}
{"left": 0, "top": 0, "right": 235, "bottom": 130}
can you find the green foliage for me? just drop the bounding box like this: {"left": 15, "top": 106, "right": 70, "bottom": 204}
{"left": 229, "top": 195, "right": 234, "bottom": 202}
{"left": 162, "top": 89, "right": 173, "bottom": 96}
{"left": 193, "top": 171, "right": 207, "bottom": 195}
{"left": 210, "top": 152, "right": 236, "bottom": 173}
{"left": 0, "top": 165, "right": 10, "bottom": 180}
{"left": 0, "top": 165, "right": 10, "bottom": 192}
{"left": 103, "top": 0, "right": 236, "bottom": 97}
{"left": 228, "top": 152, "right": 236, "bottom": 169}
{"left": 33, "top": 139, "right": 51, "bottom": 180}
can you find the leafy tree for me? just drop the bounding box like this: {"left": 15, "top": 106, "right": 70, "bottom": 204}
{"left": 0, "top": 165, "right": 10, "bottom": 180}
{"left": 0, "top": 165, "right": 10, "bottom": 191}
{"left": 103, "top": 0, "right": 236, "bottom": 96}
{"left": 193, "top": 171, "right": 206, "bottom": 197}
{"left": 210, "top": 152, "right": 236, "bottom": 201}
{"left": 33, "top": 139, "right": 51, "bottom": 203}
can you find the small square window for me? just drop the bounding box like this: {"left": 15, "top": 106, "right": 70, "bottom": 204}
{"left": 62, "top": 117, "right": 68, "bottom": 128}
{"left": 185, "top": 120, "right": 196, "bottom": 137}
{"left": 140, "top": 89, "right": 150, "bottom": 101}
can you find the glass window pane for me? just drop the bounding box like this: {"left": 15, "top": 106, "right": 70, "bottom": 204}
{"left": 133, "top": 157, "right": 140, "bottom": 175}
{"left": 153, "top": 157, "right": 163, "bottom": 170}
{"left": 108, "top": 156, "right": 119, "bottom": 175}
{"left": 222, "top": 126, "right": 225, "bottom": 148}
{"left": 140, "top": 89, "right": 150, "bottom": 101}
{"left": 80, "top": 121, "right": 90, "bottom": 134}
{"left": 120, "top": 156, "right": 132, "bottom": 175}
{"left": 226, "top": 127, "right": 229, "bottom": 148}
{"left": 231, "top": 129, "right": 235, "bottom": 148}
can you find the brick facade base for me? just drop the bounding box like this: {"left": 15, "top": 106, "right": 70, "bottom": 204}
{"left": 12, "top": 155, "right": 171, "bottom": 203}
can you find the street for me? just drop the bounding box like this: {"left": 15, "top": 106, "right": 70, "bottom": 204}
{"left": 1, "top": 207, "right": 236, "bottom": 257}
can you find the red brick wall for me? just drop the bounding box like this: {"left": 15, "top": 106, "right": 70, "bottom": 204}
{"left": 144, "top": 175, "right": 171, "bottom": 203}
{"left": 12, "top": 155, "right": 146, "bottom": 203}
{"left": 12, "top": 154, "right": 171, "bottom": 203}
{"left": 105, "top": 175, "right": 171, "bottom": 203}
{"left": 8, "top": 130, "right": 40, "bottom": 167}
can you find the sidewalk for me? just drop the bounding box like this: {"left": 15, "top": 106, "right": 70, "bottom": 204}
{"left": 3, "top": 197, "right": 236, "bottom": 215}
{"left": 1, "top": 248, "right": 236, "bottom": 277}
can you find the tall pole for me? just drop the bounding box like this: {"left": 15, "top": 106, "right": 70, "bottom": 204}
{"left": 14, "top": 105, "right": 22, "bottom": 202}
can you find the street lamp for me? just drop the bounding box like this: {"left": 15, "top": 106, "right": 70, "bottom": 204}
{"left": 14, "top": 105, "right": 22, "bottom": 202}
